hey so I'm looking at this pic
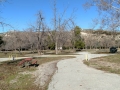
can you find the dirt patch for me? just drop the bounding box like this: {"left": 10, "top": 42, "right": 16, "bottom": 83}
{"left": 33, "top": 60, "right": 59, "bottom": 89}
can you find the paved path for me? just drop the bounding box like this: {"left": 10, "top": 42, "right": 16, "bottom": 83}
{"left": 0, "top": 57, "right": 30, "bottom": 62}
{"left": 48, "top": 52, "right": 120, "bottom": 90}
{"left": 0, "top": 54, "right": 78, "bottom": 63}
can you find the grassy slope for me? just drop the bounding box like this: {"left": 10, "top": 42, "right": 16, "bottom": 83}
{"left": 83, "top": 54, "right": 120, "bottom": 74}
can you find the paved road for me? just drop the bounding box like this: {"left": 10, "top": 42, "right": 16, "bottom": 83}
{"left": 0, "top": 57, "right": 30, "bottom": 62}
{"left": 48, "top": 52, "right": 120, "bottom": 90}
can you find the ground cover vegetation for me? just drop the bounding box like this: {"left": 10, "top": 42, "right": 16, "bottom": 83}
{"left": 0, "top": 56, "right": 75, "bottom": 90}
{"left": 84, "top": 54, "right": 120, "bottom": 75}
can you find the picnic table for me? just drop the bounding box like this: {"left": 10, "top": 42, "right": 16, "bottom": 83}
{"left": 18, "top": 58, "right": 37, "bottom": 67}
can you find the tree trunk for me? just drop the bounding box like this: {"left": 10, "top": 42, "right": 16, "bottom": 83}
{"left": 55, "top": 40, "right": 58, "bottom": 54}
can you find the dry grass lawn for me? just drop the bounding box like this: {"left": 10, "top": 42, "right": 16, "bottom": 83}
{"left": 83, "top": 54, "right": 120, "bottom": 74}
{"left": 0, "top": 56, "right": 75, "bottom": 90}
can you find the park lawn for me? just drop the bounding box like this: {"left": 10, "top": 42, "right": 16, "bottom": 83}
{"left": 0, "top": 56, "right": 75, "bottom": 90}
{"left": 0, "top": 51, "right": 33, "bottom": 58}
{"left": 0, "top": 50, "right": 76, "bottom": 58}
{"left": 83, "top": 54, "right": 120, "bottom": 74}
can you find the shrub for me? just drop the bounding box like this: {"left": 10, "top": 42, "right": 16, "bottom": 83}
{"left": 48, "top": 43, "right": 55, "bottom": 50}
{"left": 110, "top": 47, "right": 117, "bottom": 53}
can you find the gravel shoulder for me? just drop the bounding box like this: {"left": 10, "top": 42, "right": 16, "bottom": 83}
{"left": 48, "top": 52, "right": 120, "bottom": 90}
{"left": 33, "top": 60, "right": 59, "bottom": 89}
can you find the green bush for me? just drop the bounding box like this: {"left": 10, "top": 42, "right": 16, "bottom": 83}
{"left": 74, "top": 40, "right": 85, "bottom": 49}
{"left": 48, "top": 43, "right": 55, "bottom": 50}
{"left": 110, "top": 47, "right": 117, "bottom": 53}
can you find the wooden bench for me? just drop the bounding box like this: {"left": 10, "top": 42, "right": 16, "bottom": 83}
{"left": 18, "top": 58, "right": 32, "bottom": 67}
{"left": 18, "top": 60, "right": 25, "bottom": 66}
{"left": 18, "top": 58, "right": 38, "bottom": 67}
{"left": 24, "top": 58, "right": 32, "bottom": 61}
{"left": 32, "top": 60, "right": 37, "bottom": 64}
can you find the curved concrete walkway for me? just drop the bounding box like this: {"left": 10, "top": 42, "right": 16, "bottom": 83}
{"left": 48, "top": 52, "right": 120, "bottom": 90}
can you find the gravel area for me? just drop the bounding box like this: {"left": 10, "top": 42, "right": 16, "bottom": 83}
{"left": 34, "top": 61, "right": 59, "bottom": 88}
{"left": 48, "top": 52, "right": 120, "bottom": 90}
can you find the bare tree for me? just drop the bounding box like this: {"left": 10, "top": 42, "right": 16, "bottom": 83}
{"left": 84, "top": 0, "right": 120, "bottom": 48}
{"left": 84, "top": 0, "right": 120, "bottom": 29}
{"left": 0, "top": 0, "right": 14, "bottom": 31}
{"left": 31, "top": 11, "right": 46, "bottom": 54}
{"left": 2, "top": 31, "right": 17, "bottom": 51}
{"left": 51, "top": 0, "right": 76, "bottom": 54}
{"left": 53, "top": 0, "right": 58, "bottom": 54}
{"left": 23, "top": 28, "right": 37, "bottom": 53}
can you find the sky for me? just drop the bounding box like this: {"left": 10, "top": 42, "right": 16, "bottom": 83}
{"left": 0, "top": 0, "right": 98, "bottom": 32}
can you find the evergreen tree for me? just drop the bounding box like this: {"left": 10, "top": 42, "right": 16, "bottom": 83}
{"left": 74, "top": 26, "right": 84, "bottom": 49}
